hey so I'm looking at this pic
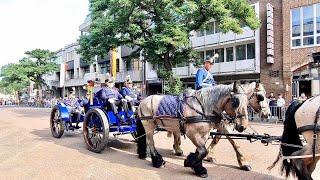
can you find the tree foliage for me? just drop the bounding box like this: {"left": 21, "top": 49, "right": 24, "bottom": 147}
{"left": 0, "top": 49, "right": 57, "bottom": 95}
{"left": 21, "top": 49, "right": 57, "bottom": 89}
{"left": 78, "top": 0, "right": 260, "bottom": 70}
{"left": 78, "top": 0, "right": 260, "bottom": 94}
{"left": 0, "top": 63, "right": 29, "bottom": 94}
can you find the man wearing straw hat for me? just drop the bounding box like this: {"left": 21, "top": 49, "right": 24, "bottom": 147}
{"left": 195, "top": 54, "right": 219, "bottom": 90}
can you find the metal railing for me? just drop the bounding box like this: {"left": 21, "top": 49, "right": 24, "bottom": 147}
{"left": 248, "top": 106, "right": 286, "bottom": 124}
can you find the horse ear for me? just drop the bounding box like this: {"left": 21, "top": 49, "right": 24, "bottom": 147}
{"left": 255, "top": 81, "right": 260, "bottom": 89}
{"left": 232, "top": 81, "right": 239, "bottom": 93}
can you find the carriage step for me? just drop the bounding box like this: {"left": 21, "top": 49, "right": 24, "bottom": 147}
{"left": 109, "top": 125, "right": 136, "bottom": 133}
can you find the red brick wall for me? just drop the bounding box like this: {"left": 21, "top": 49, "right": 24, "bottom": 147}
{"left": 282, "top": 0, "right": 320, "bottom": 101}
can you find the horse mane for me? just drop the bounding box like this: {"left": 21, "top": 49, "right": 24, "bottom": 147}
{"left": 194, "top": 84, "right": 234, "bottom": 114}
{"left": 241, "top": 82, "right": 266, "bottom": 96}
{"left": 279, "top": 100, "right": 304, "bottom": 177}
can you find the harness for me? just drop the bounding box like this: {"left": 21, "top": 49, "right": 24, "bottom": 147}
{"left": 297, "top": 105, "right": 320, "bottom": 160}
{"left": 139, "top": 91, "right": 246, "bottom": 136}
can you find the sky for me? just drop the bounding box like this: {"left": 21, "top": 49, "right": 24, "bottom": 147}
{"left": 0, "top": 0, "right": 89, "bottom": 66}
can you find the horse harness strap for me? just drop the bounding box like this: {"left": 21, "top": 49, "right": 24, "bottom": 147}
{"left": 297, "top": 125, "right": 320, "bottom": 134}
{"left": 181, "top": 95, "right": 222, "bottom": 124}
{"left": 297, "top": 105, "right": 320, "bottom": 160}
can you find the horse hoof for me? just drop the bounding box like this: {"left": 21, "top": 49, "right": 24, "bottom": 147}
{"left": 151, "top": 154, "right": 165, "bottom": 168}
{"left": 138, "top": 154, "right": 147, "bottom": 159}
{"left": 241, "top": 165, "right": 252, "bottom": 171}
{"left": 175, "top": 152, "right": 183, "bottom": 156}
{"left": 194, "top": 165, "right": 208, "bottom": 178}
{"left": 184, "top": 153, "right": 196, "bottom": 167}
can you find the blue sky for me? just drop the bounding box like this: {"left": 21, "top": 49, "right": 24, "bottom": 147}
{"left": 0, "top": 0, "right": 89, "bottom": 66}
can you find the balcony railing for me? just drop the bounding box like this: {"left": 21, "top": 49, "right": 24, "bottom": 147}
{"left": 190, "top": 27, "right": 255, "bottom": 48}
{"left": 116, "top": 70, "right": 143, "bottom": 82}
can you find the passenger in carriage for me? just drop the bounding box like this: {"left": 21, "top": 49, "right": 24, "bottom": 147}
{"left": 195, "top": 54, "right": 219, "bottom": 90}
{"left": 120, "top": 75, "right": 141, "bottom": 114}
{"left": 95, "top": 75, "right": 130, "bottom": 120}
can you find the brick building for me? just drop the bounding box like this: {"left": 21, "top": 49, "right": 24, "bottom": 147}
{"left": 190, "top": 0, "right": 320, "bottom": 102}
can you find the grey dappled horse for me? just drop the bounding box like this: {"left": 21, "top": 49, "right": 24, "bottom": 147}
{"left": 205, "top": 82, "right": 270, "bottom": 171}
{"left": 268, "top": 96, "right": 320, "bottom": 180}
{"left": 136, "top": 82, "right": 250, "bottom": 178}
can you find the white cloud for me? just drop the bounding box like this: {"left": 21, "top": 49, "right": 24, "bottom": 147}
{"left": 0, "top": 0, "right": 89, "bottom": 66}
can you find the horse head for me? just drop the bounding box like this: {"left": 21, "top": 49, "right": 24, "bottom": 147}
{"left": 246, "top": 82, "right": 270, "bottom": 118}
{"left": 224, "top": 81, "right": 249, "bottom": 132}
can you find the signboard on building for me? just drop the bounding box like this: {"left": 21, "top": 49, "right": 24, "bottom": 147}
{"left": 266, "top": 3, "right": 274, "bottom": 64}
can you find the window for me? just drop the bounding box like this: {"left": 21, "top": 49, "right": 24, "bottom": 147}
{"left": 68, "top": 70, "right": 74, "bottom": 79}
{"left": 93, "top": 64, "right": 97, "bottom": 72}
{"left": 215, "top": 21, "right": 221, "bottom": 33}
{"left": 100, "top": 63, "right": 108, "bottom": 74}
{"left": 84, "top": 66, "right": 90, "bottom": 74}
{"left": 317, "top": 4, "right": 320, "bottom": 34}
{"left": 197, "top": 51, "right": 205, "bottom": 64}
{"left": 134, "top": 59, "right": 141, "bottom": 71}
{"left": 226, "top": 47, "right": 234, "bottom": 62}
{"left": 292, "top": 8, "right": 301, "bottom": 37}
{"left": 236, "top": 45, "right": 246, "bottom": 61}
{"left": 291, "top": 3, "right": 320, "bottom": 47}
{"left": 303, "top": 6, "right": 314, "bottom": 36}
{"left": 215, "top": 48, "right": 224, "bottom": 63}
{"left": 197, "top": 29, "right": 205, "bottom": 37}
{"left": 247, "top": 43, "right": 255, "bottom": 59}
{"left": 116, "top": 58, "right": 120, "bottom": 72}
{"left": 205, "top": 50, "right": 214, "bottom": 59}
{"left": 126, "top": 58, "right": 133, "bottom": 71}
{"left": 205, "top": 22, "right": 215, "bottom": 35}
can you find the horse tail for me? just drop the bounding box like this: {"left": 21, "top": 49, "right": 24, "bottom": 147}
{"left": 136, "top": 104, "right": 147, "bottom": 159}
{"left": 277, "top": 100, "right": 304, "bottom": 177}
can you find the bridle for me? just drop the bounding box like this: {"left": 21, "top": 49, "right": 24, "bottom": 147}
{"left": 248, "top": 88, "right": 265, "bottom": 113}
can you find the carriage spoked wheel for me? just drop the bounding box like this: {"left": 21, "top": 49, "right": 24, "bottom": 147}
{"left": 50, "top": 106, "right": 65, "bottom": 138}
{"left": 83, "top": 108, "right": 109, "bottom": 153}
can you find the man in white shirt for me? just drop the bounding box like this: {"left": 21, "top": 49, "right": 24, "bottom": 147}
{"left": 276, "top": 94, "right": 285, "bottom": 120}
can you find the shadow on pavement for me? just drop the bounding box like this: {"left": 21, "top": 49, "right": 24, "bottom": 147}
{"left": 31, "top": 128, "right": 283, "bottom": 180}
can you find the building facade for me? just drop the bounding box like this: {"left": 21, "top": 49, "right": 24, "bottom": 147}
{"left": 47, "top": 0, "right": 320, "bottom": 100}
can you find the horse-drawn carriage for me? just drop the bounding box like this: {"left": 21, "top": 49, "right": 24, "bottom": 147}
{"left": 50, "top": 98, "right": 137, "bottom": 153}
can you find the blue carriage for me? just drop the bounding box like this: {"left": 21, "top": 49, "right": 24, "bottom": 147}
{"left": 50, "top": 98, "right": 137, "bottom": 153}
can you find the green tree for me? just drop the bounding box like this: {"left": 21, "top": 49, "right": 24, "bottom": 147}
{"left": 21, "top": 49, "right": 57, "bottom": 90}
{"left": 0, "top": 63, "right": 29, "bottom": 97}
{"left": 78, "top": 0, "right": 260, "bottom": 93}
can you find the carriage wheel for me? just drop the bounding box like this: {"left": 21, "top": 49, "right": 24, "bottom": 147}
{"left": 83, "top": 108, "right": 109, "bottom": 153}
{"left": 50, "top": 106, "right": 65, "bottom": 138}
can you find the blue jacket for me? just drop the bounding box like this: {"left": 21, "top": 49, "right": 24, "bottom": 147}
{"left": 195, "top": 67, "right": 216, "bottom": 90}
{"left": 95, "top": 87, "right": 123, "bottom": 101}
{"left": 121, "top": 87, "right": 142, "bottom": 101}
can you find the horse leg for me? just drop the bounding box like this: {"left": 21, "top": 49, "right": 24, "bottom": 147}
{"left": 205, "top": 123, "right": 223, "bottom": 163}
{"left": 184, "top": 124, "right": 209, "bottom": 178}
{"left": 291, "top": 147, "right": 314, "bottom": 180}
{"left": 144, "top": 121, "right": 165, "bottom": 168}
{"left": 173, "top": 132, "right": 183, "bottom": 156}
{"left": 227, "top": 135, "right": 251, "bottom": 171}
